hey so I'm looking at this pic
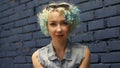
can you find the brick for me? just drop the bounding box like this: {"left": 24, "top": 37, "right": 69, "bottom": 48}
{"left": 33, "top": 31, "right": 46, "bottom": 39}
{"left": 7, "top": 35, "right": 20, "bottom": 43}
{"left": 79, "top": 0, "right": 102, "bottom": 12}
{"left": 27, "top": 15, "right": 37, "bottom": 24}
{"left": 0, "top": 26, "right": 2, "bottom": 31}
{"left": 74, "top": 23, "right": 87, "bottom": 33}
{"left": 14, "top": 19, "right": 28, "bottom": 27}
{"left": 33, "top": 0, "right": 41, "bottom": 7}
{"left": 95, "top": 6, "right": 117, "bottom": 18}
{"left": 19, "top": 33, "right": 32, "bottom": 41}
{"left": 0, "top": 30, "right": 12, "bottom": 37}
{"left": 0, "top": 63, "right": 14, "bottom": 68}
{"left": 116, "top": 5, "right": 120, "bottom": 14}
{"left": 111, "top": 64, "right": 120, "bottom": 68}
{"left": 101, "top": 52, "right": 120, "bottom": 63}
{"left": 23, "top": 24, "right": 37, "bottom": 33}
{"left": 107, "top": 16, "right": 120, "bottom": 27}
{"left": 36, "top": 5, "right": 45, "bottom": 13}
{"left": 20, "top": 9, "right": 34, "bottom": 19}
{"left": 20, "top": 0, "right": 31, "bottom": 3}
{"left": 14, "top": 4, "right": 26, "bottom": 13}
{"left": 0, "top": 58, "right": 14, "bottom": 68}
{"left": 0, "top": 43, "right": 12, "bottom": 51}
{"left": 0, "top": 38, "right": 7, "bottom": 45}
{"left": 89, "top": 42, "right": 107, "bottom": 53}
{"left": 94, "top": 28, "right": 119, "bottom": 40}
{"left": 91, "top": 54, "right": 99, "bottom": 63}
{"left": 0, "top": 12, "right": 3, "bottom": 18}
{"left": 36, "top": 24, "right": 42, "bottom": 30}
{"left": 2, "top": 8, "right": 14, "bottom": 17}
{"left": 15, "top": 48, "right": 30, "bottom": 55}
{"left": 108, "top": 40, "right": 120, "bottom": 51}
{"left": 104, "top": 0, "right": 120, "bottom": 6}
{"left": 9, "top": 1, "right": 19, "bottom": 7}
{"left": 23, "top": 40, "right": 36, "bottom": 48}
{"left": 0, "top": 0, "right": 7, "bottom": 4}
{"left": 88, "top": 19, "right": 105, "bottom": 30}
{"left": 0, "top": 51, "right": 6, "bottom": 57}
{"left": 14, "top": 56, "right": 26, "bottom": 63}
{"left": 36, "top": 38, "right": 51, "bottom": 47}
{"left": 72, "top": 32, "right": 94, "bottom": 42}
{"left": 3, "top": 22, "right": 14, "bottom": 30}
{"left": 11, "top": 42, "right": 23, "bottom": 50}
{"left": 0, "top": 17, "right": 9, "bottom": 24}
{"left": 11, "top": 27, "right": 23, "bottom": 35}
{"left": 91, "top": 64, "right": 109, "bottom": 68}
{"left": 25, "top": 56, "right": 32, "bottom": 63}
{"left": 69, "top": 0, "right": 88, "bottom": 4}
{"left": 14, "top": 64, "right": 32, "bottom": 68}
{"left": 5, "top": 51, "right": 17, "bottom": 57}
{"left": 71, "top": 35, "right": 83, "bottom": 43}
{"left": 0, "top": 58, "right": 13, "bottom": 64}
{"left": 33, "top": 0, "right": 49, "bottom": 7}
{"left": 0, "top": 3, "right": 9, "bottom": 12}
{"left": 9, "top": 13, "right": 20, "bottom": 22}
{"left": 26, "top": 1, "right": 35, "bottom": 9}
{"left": 80, "top": 11, "right": 94, "bottom": 21}
{"left": 82, "top": 32, "right": 94, "bottom": 41}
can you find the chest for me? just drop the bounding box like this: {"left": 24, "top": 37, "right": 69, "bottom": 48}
{"left": 45, "top": 58, "right": 80, "bottom": 68}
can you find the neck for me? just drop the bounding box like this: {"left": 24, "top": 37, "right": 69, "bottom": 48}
{"left": 52, "top": 39, "right": 68, "bottom": 60}
{"left": 52, "top": 39, "right": 67, "bottom": 51}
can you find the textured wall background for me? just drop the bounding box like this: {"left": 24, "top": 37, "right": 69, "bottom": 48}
{"left": 0, "top": 0, "right": 120, "bottom": 68}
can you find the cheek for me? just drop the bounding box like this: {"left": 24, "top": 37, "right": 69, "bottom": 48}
{"left": 47, "top": 27, "right": 54, "bottom": 35}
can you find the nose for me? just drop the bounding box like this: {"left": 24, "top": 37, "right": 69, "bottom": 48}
{"left": 56, "top": 25, "right": 62, "bottom": 32}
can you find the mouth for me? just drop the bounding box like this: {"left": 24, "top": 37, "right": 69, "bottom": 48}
{"left": 55, "top": 35, "right": 64, "bottom": 38}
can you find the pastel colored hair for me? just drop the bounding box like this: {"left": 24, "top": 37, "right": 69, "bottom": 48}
{"left": 37, "top": 2, "right": 80, "bottom": 36}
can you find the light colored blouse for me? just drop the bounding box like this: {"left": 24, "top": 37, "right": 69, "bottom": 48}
{"left": 37, "top": 42, "right": 87, "bottom": 68}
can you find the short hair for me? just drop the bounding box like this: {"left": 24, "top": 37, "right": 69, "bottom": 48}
{"left": 37, "top": 2, "right": 80, "bottom": 36}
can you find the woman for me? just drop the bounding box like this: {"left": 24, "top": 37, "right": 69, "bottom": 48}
{"left": 32, "top": 2, "right": 90, "bottom": 68}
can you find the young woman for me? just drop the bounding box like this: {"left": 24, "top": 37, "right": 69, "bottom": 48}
{"left": 32, "top": 2, "right": 90, "bottom": 68}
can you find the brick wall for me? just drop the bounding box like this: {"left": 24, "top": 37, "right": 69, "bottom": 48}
{"left": 0, "top": 0, "right": 120, "bottom": 68}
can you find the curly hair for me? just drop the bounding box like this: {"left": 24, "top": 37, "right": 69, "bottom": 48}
{"left": 37, "top": 2, "right": 80, "bottom": 36}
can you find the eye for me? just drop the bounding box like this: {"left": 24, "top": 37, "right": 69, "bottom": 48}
{"left": 61, "top": 22, "right": 68, "bottom": 26}
{"left": 49, "top": 22, "right": 57, "bottom": 26}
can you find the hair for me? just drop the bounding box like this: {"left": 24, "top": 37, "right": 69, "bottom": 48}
{"left": 37, "top": 2, "right": 80, "bottom": 36}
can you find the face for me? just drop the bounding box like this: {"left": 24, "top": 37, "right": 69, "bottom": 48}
{"left": 47, "top": 11, "right": 71, "bottom": 41}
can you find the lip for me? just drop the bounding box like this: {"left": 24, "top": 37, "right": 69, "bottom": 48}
{"left": 55, "top": 35, "right": 64, "bottom": 38}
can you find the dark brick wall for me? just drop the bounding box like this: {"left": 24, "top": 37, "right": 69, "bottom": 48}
{"left": 0, "top": 0, "right": 120, "bottom": 68}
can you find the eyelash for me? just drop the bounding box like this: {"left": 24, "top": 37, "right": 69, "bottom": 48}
{"left": 50, "top": 22, "right": 68, "bottom": 26}
{"left": 50, "top": 23, "right": 56, "bottom": 26}
{"left": 62, "top": 22, "right": 68, "bottom": 25}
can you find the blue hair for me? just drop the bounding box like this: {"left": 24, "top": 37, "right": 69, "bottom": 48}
{"left": 37, "top": 2, "right": 80, "bottom": 36}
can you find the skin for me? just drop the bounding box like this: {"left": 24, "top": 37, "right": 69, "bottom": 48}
{"left": 32, "top": 11, "right": 91, "bottom": 68}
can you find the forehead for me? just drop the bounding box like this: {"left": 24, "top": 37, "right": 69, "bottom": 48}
{"left": 48, "top": 11, "right": 65, "bottom": 21}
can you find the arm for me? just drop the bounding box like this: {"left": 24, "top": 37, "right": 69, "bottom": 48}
{"left": 32, "top": 51, "right": 44, "bottom": 68}
{"left": 79, "top": 47, "right": 91, "bottom": 68}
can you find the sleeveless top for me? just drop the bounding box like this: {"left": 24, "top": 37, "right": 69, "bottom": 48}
{"left": 37, "top": 42, "right": 87, "bottom": 68}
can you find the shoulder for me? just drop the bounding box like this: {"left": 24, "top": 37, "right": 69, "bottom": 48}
{"left": 37, "top": 44, "right": 50, "bottom": 54}
{"left": 32, "top": 50, "right": 44, "bottom": 68}
{"left": 71, "top": 43, "right": 90, "bottom": 57}
{"left": 78, "top": 44, "right": 91, "bottom": 68}
{"left": 32, "top": 50, "right": 38, "bottom": 60}
{"left": 71, "top": 43, "right": 88, "bottom": 49}
{"left": 32, "top": 44, "right": 50, "bottom": 60}
{"left": 84, "top": 46, "right": 91, "bottom": 57}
